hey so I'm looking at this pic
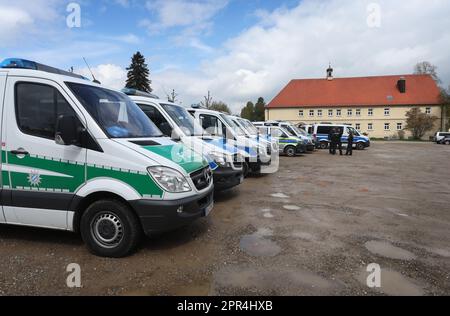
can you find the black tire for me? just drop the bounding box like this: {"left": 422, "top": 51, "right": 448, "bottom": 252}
{"left": 356, "top": 143, "right": 365, "bottom": 150}
{"left": 285, "top": 146, "right": 296, "bottom": 157}
{"left": 80, "top": 199, "right": 142, "bottom": 258}
{"left": 320, "top": 142, "right": 328, "bottom": 150}
{"left": 243, "top": 162, "right": 250, "bottom": 178}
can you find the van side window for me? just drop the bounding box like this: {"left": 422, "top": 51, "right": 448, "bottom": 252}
{"left": 317, "top": 126, "right": 332, "bottom": 134}
{"left": 138, "top": 104, "right": 172, "bottom": 137}
{"left": 200, "top": 114, "right": 224, "bottom": 137}
{"left": 15, "top": 82, "right": 80, "bottom": 140}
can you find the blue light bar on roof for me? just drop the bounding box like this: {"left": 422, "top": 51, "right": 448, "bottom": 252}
{"left": 0, "top": 58, "right": 37, "bottom": 70}
{"left": 0, "top": 58, "right": 88, "bottom": 81}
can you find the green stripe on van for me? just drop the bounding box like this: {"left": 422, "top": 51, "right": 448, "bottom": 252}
{"left": 2, "top": 151, "right": 163, "bottom": 198}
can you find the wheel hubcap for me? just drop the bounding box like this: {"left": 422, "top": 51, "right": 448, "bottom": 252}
{"left": 91, "top": 212, "right": 124, "bottom": 248}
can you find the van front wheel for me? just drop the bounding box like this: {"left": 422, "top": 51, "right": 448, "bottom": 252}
{"left": 356, "top": 143, "right": 365, "bottom": 150}
{"left": 80, "top": 199, "right": 142, "bottom": 258}
{"left": 285, "top": 146, "right": 296, "bottom": 157}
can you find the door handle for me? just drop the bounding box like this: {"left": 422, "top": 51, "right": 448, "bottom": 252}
{"left": 11, "top": 149, "right": 29, "bottom": 156}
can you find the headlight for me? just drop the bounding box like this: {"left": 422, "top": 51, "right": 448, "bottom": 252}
{"left": 209, "top": 152, "right": 230, "bottom": 167}
{"left": 147, "top": 166, "right": 191, "bottom": 193}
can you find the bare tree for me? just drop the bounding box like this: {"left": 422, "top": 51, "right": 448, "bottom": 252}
{"left": 414, "top": 61, "right": 441, "bottom": 84}
{"left": 200, "top": 91, "right": 213, "bottom": 109}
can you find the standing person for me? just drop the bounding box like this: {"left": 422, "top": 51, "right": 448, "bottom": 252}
{"left": 329, "top": 128, "right": 336, "bottom": 155}
{"left": 346, "top": 130, "right": 354, "bottom": 156}
{"left": 336, "top": 127, "right": 344, "bottom": 156}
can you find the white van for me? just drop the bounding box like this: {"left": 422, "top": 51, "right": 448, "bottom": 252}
{"left": 0, "top": 58, "right": 214, "bottom": 257}
{"left": 313, "top": 124, "right": 371, "bottom": 150}
{"left": 188, "top": 108, "right": 272, "bottom": 175}
{"left": 125, "top": 90, "right": 244, "bottom": 191}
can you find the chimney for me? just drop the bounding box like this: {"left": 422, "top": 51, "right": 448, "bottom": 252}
{"left": 397, "top": 77, "right": 406, "bottom": 93}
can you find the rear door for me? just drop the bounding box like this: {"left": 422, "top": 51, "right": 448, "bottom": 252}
{"left": 0, "top": 72, "right": 7, "bottom": 223}
{"left": 2, "top": 77, "right": 87, "bottom": 230}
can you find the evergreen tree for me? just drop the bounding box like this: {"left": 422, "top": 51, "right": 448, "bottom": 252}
{"left": 241, "top": 101, "right": 255, "bottom": 120}
{"left": 254, "top": 97, "right": 266, "bottom": 121}
{"left": 126, "top": 52, "right": 152, "bottom": 92}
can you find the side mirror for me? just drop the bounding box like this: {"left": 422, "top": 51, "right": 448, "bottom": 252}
{"left": 171, "top": 129, "right": 181, "bottom": 142}
{"left": 55, "top": 115, "right": 79, "bottom": 146}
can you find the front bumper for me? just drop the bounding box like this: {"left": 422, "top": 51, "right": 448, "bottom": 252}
{"left": 131, "top": 186, "right": 214, "bottom": 236}
{"left": 213, "top": 167, "right": 244, "bottom": 191}
{"left": 296, "top": 144, "right": 307, "bottom": 154}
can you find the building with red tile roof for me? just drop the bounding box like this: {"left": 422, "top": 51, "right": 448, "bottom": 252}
{"left": 266, "top": 67, "right": 444, "bottom": 139}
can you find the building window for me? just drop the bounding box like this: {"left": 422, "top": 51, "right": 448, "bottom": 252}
{"left": 384, "top": 123, "right": 390, "bottom": 131}
{"left": 368, "top": 108, "right": 374, "bottom": 116}
{"left": 347, "top": 109, "right": 353, "bottom": 117}
{"left": 309, "top": 110, "right": 314, "bottom": 117}
{"left": 384, "top": 108, "right": 390, "bottom": 116}
{"left": 298, "top": 110, "right": 304, "bottom": 117}
{"left": 356, "top": 123, "right": 361, "bottom": 131}
{"left": 426, "top": 107, "right": 431, "bottom": 114}
{"left": 328, "top": 109, "right": 333, "bottom": 117}
{"left": 317, "top": 109, "right": 323, "bottom": 117}
{"left": 368, "top": 123, "right": 373, "bottom": 131}
{"left": 356, "top": 109, "right": 361, "bottom": 116}
{"left": 336, "top": 109, "right": 342, "bottom": 117}
{"left": 397, "top": 123, "right": 403, "bottom": 131}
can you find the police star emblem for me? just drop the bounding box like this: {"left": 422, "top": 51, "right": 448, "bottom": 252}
{"left": 27, "top": 170, "right": 42, "bottom": 187}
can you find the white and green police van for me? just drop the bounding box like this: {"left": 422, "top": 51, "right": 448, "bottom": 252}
{"left": 123, "top": 89, "right": 245, "bottom": 191}
{"left": 0, "top": 58, "right": 214, "bottom": 258}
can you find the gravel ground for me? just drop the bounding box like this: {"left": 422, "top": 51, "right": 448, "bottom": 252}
{"left": 0, "top": 142, "right": 449, "bottom": 296}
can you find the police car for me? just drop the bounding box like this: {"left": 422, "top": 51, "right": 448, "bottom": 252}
{"left": 0, "top": 58, "right": 214, "bottom": 257}
{"left": 313, "top": 124, "right": 371, "bottom": 150}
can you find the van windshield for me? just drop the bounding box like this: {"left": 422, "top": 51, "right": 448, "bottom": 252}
{"left": 161, "top": 103, "right": 206, "bottom": 137}
{"left": 67, "top": 83, "right": 162, "bottom": 138}
{"left": 238, "top": 119, "right": 258, "bottom": 135}
{"left": 221, "top": 114, "right": 246, "bottom": 136}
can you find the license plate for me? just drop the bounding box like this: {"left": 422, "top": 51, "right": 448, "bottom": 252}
{"left": 205, "top": 201, "right": 214, "bottom": 217}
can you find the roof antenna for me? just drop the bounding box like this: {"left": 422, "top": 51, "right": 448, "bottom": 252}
{"left": 83, "top": 57, "right": 101, "bottom": 84}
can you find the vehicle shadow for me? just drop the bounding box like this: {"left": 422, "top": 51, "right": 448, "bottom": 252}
{"left": 140, "top": 218, "right": 210, "bottom": 252}
{"left": 0, "top": 224, "right": 83, "bottom": 246}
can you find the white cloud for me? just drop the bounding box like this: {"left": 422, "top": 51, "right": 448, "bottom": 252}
{"left": 77, "top": 64, "right": 127, "bottom": 90}
{"left": 0, "top": 0, "right": 62, "bottom": 43}
{"left": 111, "top": 33, "right": 141, "bottom": 44}
{"left": 141, "top": 0, "right": 228, "bottom": 52}
{"left": 150, "top": 0, "right": 450, "bottom": 112}
{"left": 144, "top": 0, "right": 228, "bottom": 30}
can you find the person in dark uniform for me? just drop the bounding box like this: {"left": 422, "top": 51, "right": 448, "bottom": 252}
{"left": 346, "top": 130, "right": 354, "bottom": 156}
{"left": 329, "top": 128, "right": 337, "bottom": 155}
{"left": 336, "top": 127, "right": 343, "bottom": 156}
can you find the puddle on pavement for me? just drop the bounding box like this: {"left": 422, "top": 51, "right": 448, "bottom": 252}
{"left": 357, "top": 268, "right": 424, "bottom": 296}
{"left": 365, "top": 241, "right": 417, "bottom": 260}
{"left": 213, "top": 266, "right": 336, "bottom": 295}
{"left": 263, "top": 213, "right": 275, "bottom": 219}
{"left": 271, "top": 193, "right": 290, "bottom": 199}
{"left": 283, "top": 205, "right": 301, "bottom": 211}
{"left": 240, "top": 229, "right": 280, "bottom": 257}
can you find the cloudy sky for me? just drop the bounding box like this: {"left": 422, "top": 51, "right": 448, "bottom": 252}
{"left": 1, "top": 0, "right": 449, "bottom": 112}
